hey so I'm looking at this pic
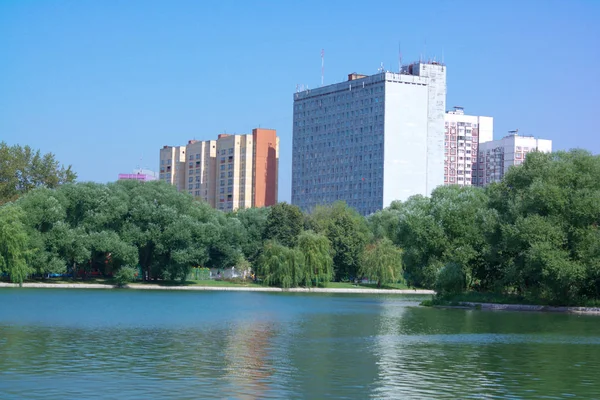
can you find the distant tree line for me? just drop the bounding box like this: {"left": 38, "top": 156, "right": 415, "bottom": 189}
{"left": 1, "top": 143, "right": 598, "bottom": 304}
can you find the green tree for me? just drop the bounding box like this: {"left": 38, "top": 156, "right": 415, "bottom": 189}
{"left": 114, "top": 266, "right": 137, "bottom": 287}
{"left": 359, "top": 238, "right": 403, "bottom": 287}
{"left": 257, "top": 241, "right": 305, "bottom": 288}
{"left": 296, "top": 230, "right": 333, "bottom": 287}
{"left": 485, "top": 150, "right": 600, "bottom": 303}
{"left": 263, "top": 202, "right": 304, "bottom": 247}
{"left": 0, "top": 204, "right": 32, "bottom": 285}
{"left": 232, "top": 207, "right": 269, "bottom": 263}
{"left": 306, "top": 202, "right": 370, "bottom": 281}
{"left": 434, "top": 262, "right": 466, "bottom": 296}
{"left": 0, "top": 142, "right": 76, "bottom": 204}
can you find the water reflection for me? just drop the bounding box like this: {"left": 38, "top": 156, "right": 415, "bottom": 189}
{"left": 0, "top": 290, "right": 599, "bottom": 399}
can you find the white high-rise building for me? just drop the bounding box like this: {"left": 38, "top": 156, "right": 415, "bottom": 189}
{"left": 444, "top": 107, "right": 493, "bottom": 186}
{"left": 474, "top": 132, "right": 552, "bottom": 186}
{"left": 292, "top": 61, "right": 447, "bottom": 216}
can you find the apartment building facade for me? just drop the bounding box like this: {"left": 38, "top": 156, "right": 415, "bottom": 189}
{"left": 159, "top": 145, "right": 186, "bottom": 192}
{"left": 443, "top": 107, "right": 493, "bottom": 187}
{"left": 474, "top": 132, "right": 552, "bottom": 186}
{"left": 159, "top": 128, "right": 279, "bottom": 211}
{"left": 292, "top": 62, "right": 447, "bottom": 216}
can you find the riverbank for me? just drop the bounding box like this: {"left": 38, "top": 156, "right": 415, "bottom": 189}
{"left": 433, "top": 301, "right": 600, "bottom": 315}
{"left": 0, "top": 282, "right": 434, "bottom": 294}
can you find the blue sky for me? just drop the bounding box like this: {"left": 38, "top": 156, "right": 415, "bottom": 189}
{"left": 1, "top": 0, "right": 599, "bottom": 202}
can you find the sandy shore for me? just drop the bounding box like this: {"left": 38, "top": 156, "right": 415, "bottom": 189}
{"left": 0, "top": 282, "right": 434, "bottom": 295}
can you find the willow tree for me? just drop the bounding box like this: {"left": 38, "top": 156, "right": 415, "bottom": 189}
{"left": 296, "top": 230, "right": 333, "bottom": 287}
{"left": 359, "top": 238, "right": 403, "bottom": 288}
{"left": 257, "top": 241, "right": 305, "bottom": 288}
{"left": 0, "top": 204, "right": 32, "bottom": 285}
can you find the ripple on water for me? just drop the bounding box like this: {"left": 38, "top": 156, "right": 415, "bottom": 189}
{"left": 0, "top": 290, "right": 599, "bottom": 399}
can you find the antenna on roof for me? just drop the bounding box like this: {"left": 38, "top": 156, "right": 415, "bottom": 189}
{"left": 321, "top": 49, "right": 325, "bottom": 87}
{"left": 398, "top": 41, "right": 402, "bottom": 72}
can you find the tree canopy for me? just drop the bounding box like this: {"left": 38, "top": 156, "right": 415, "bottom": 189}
{"left": 0, "top": 142, "right": 76, "bottom": 204}
{"left": 1, "top": 147, "right": 599, "bottom": 303}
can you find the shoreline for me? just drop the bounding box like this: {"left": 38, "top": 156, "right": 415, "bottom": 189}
{"left": 0, "top": 282, "right": 434, "bottom": 295}
{"left": 437, "top": 301, "right": 600, "bottom": 315}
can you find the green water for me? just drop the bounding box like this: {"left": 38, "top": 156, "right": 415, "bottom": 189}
{"left": 0, "top": 289, "right": 599, "bottom": 399}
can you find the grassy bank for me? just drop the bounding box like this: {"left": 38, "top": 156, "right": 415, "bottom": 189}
{"left": 421, "top": 292, "right": 600, "bottom": 308}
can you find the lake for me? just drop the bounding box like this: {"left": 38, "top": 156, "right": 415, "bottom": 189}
{"left": 0, "top": 288, "right": 599, "bottom": 399}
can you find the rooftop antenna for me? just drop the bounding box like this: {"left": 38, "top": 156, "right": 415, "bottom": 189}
{"left": 321, "top": 49, "right": 325, "bottom": 87}
{"left": 398, "top": 41, "right": 402, "bottom": 72}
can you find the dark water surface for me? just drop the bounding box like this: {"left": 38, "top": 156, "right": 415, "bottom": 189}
{"left": 1, "top": 289, "right": 599, "bottom": 399}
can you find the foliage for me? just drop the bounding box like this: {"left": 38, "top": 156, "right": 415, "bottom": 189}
{"left": 2, "top": 147, "right": 599, "bottom": 302}
{"left": 0, "top": 204, "right": 32, "bottom": 285}
{"left": 263, "top": 202, "right": 304, "bottom": 247}
{"left": 296, "top": 230, "right": 334, "bottom": 287}
{"left": 434, "top": 262, "right": 465, "bottom": 296}
{"left": 359, "top": 238, "right": 403, "bottom": 287}
{"left": 114, "top": 266, "right": 137, "bottom": 287}
{"left": 306, "top": 202, "right": 371, "bottom": 281}
{"left": 257, "top": 241, "right": 305, "bottom": 288}
{"left": 0, "top": 142, "right": 76, "bottom": 205}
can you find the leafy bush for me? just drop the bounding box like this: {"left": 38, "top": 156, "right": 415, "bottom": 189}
{"left": 114, "top": 266, "right": 137, "bottom": 287}
{"left": 434, "top": 262, "right": 465, "bottom": 296}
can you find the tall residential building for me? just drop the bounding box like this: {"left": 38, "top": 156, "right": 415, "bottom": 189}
{"left": 474, "top": 132, "right": 552, "bottom": 186}
{"left": 159, "top": 145, "right": 186, "bottom": 191}
{"left": 185, "top": 139, "right": 217, "bottom": 206}
{"left": 444, "top": 107, "right": 493, "bottom": 187}
{"left": 292, "top": 61, "right": 447, "bottom": 216}
{"left": 159, "top": 128, "right": 279, "bottom": 211}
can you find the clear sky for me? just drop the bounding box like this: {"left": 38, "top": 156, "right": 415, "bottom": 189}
{"left": 1, "top": 0, "right": 599, "bottom": 202}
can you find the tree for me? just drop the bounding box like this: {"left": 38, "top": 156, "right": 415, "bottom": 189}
{"left": 434, "top": 262, "right": 466, "bottom": 296}
{"left": 359, "top": 238, "right": 403, "bottom": 288}
{"left": 484, "top": 150, "right": 600, "bottom": 303}
{"left": 114, "top": 266, "right": 137, "bottom": 287}
{"left": 232, "top": 207, "right": 269, "bottom": 263}
{"left": 0, "top": 204, "right": 32, "bottom": 285}
{"left": 296, "top": 230, "right": 333, "bottom": 287}
{"left": 0, "top": 142, "right": 76, "bottom": 204}
{"left": 263, "top": 202, "right": 304, "bottom": 247}
{"left": 391, "top": 186, "right": 496, "bottom": 289}
{"left": 257, "top": 241, "right": 305, "bottom": 288}
{"left": 306, "top": 202, "right": 371, "bottom": 281}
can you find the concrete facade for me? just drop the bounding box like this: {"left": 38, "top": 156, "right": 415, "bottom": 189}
{"left": 474, "top": 133, "right": 552, "bottom": 186}
{"left": 159, "top": 145, "right": 186, "bottom": 191}
{"left": 444, "top": 107, "right": 493, "bottom": 186}
{"left": 292, "top": 62, "right": 447, "bottom": 216}
{"left": 159, "top": 129, "right": 279, "bottom": 211}
{"left": 185, "top": 140, "right": 217, "bottom": 207}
